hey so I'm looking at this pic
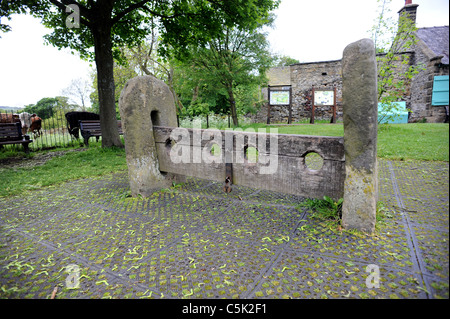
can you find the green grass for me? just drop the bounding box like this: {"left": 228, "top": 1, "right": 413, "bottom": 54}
{"left": 239, "top": 123, "right": 448, "bottom": 162}
{"left": 0, "top": 122, "right": 447, "bottom": 198}
{"left": 0, "top": 146, "right": 127, "bottom": 197}
{"left": 270, "top": 123, "right": 345, "bottom": 137}
{"left": 376, "top": 123, "right": 449, "bottom": 161}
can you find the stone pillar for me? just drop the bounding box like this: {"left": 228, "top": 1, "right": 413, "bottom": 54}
{"left": 341, "top": 39, "right": 378, "bottom": 234}
{"left": 118, "top": 75, "right": 178, "bottom": 197}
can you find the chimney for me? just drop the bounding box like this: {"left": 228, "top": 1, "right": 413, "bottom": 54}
{"left": 398, "top": 0, "right": 419, "bottom": 26}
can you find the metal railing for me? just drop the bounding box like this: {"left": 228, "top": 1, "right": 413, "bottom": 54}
{"left": 0, "top": 110, "right": 77, "bottom": 151}
{"left": 1, "top": 110, "right": 252, "bottom": 153}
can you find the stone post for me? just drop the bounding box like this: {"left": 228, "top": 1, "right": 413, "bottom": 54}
{"left": 341, "top": 39, "right": 378, "bottom": 234}
{"left": 118, "top": 75, "right": 178, "bottom": 197}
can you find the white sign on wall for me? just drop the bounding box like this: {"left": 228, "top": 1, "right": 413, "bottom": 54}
{"left": 270, "top": 91, "right": 290, "bottom": 105}
{"left": 314, "top": 90, "right": 334, "bottom": 106}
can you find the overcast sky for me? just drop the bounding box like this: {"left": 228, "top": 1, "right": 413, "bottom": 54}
{"left": 0, "top": 0, "right": 448, "bottom": 108}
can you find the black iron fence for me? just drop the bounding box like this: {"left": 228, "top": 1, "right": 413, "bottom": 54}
{"left": 1, "top": 109, "right": 252, "bottom": 153}
{"left": 0, "top": 109, "right": 77, "bottom": 152}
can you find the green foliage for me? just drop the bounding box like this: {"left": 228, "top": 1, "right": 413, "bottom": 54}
{"left": 173, "top": 23, "right": 274, "bottom": 125}
{"left": 300, "top": 197, "right": 398, "bottom": 235}
{"left": 89, "top": 60, "right": 138, "bottom": 119}
{"left": 273, "top": 54, "right": 300, "bottom": 67}
{"left": 2, "top": 0, "right": 279, "bottom": 147}
{"left": 234, "top": 83, "right": 267, "bottom": 115}
{"left": 173, "top": 60, "right": 228, "bottom": 116}
{"left": 369, "top": 0, "right": 425, "bottom": 124}
{"left": 159, "top": 1, "right": 280, "bottom": 60}
{"left": 55, "top": 96, "right": 78, "bottom": 114}
{"left": 369, "top": 0, "right": 397, "bottom": 53}
{"left": 22, "top": 96, "right": 79, "bottom": 120}
{"left": 183, "top": 101, "right": 211, "bottom": 117}
{"left": 376, "top": 202, "right": 393, "bottom": 222}
{"left": 23, "top": 97, "right": 57, "bottom": 119}
{"left": 301, "top": 196, "right": 343, "bottom": 224}
{"left": 2, "top": 0, "right": 279, "bottom": 68}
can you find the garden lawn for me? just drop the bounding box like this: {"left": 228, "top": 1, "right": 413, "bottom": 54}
{"left": 0, "top": 123, "right": 447, "bottom": 198}
{"left": 264, "top": 123, "right": 448, "bottom": 162}
{"left": 0, "top": 146, "right": 127, "bottom": 197}
{"left": 376, "top": 123, "right": 449, "bottom": 161}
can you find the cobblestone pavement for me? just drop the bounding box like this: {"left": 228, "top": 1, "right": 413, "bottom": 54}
{"left": 0, "top": 159, "right": 448, "bottom": 299}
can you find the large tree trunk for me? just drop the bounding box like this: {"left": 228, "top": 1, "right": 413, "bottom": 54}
{"left": 226, "top": 84, "right": 239, "bottom": 127}
{"left": 92, "top": 19, "right": 123, "bottom": 148}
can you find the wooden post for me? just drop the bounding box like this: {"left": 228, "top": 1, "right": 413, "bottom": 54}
{"left": 310, "top": 86, "right": 315, "bottom": 124}
{"left": 267, "top": 85, "right": 271, "bottom": 125}
{"left": 288, "top": 86, "right": 292, "bottom": 124}
{"left": 331, "top": 86, "right": 337, "bottom": 123}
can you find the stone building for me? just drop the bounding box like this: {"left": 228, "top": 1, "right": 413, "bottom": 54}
{"left": 254, "top": 0, "right": 449, "bottom": 124}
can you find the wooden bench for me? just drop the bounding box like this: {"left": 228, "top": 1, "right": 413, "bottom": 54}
{"left": 79, "top": 120, "right": 123, "bottom": 146}
{"left": 0, "top": 122, "right": 33, "bottom": 153}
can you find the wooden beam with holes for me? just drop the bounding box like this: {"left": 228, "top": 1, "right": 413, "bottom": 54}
{"left": 153, "top": 126, "right": 345, "bottom": 200}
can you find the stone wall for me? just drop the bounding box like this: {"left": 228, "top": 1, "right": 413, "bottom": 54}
{"left": 267, "top": 66, "right": 291, "bottom": 86}
{"left": 253, "top": 57, "right": 411, "bottom": 124}
{"left": 251, "top": 49, "right": 448, "bottom": 124}
{"left": 251, "top": 60, "right": 343, "bottom": 124}
{"left": 409, "top": 42, "right": 449, "bottom": 122}
{"left": 290, "top": 60, "right": 342, "bottom": 122}
{"left": 250, "top": 2, "right": 449, "bottom": 125}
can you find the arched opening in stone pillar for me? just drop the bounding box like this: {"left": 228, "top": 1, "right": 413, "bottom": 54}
{"left": 151, "top": 110, "right": 161, "bottom": 126}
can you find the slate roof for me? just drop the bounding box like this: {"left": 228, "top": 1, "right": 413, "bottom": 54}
{"left": 417, "top": 26, "right": 449, "bottom": 64}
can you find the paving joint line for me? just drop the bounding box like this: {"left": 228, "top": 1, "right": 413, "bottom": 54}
{"left": 387, "top": 160, "right": 433, "bottom": 298}
{"left": 174, "top": 189, "right": 301, "bottom": 210}
{"left": 6, "top": 226, "right": 160, "bottom": 296}
{"left": 242, "top": 210, "right": 308, "bottom": 298}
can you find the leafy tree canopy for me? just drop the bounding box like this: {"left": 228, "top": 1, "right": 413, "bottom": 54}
{"left": 1, "top": 0, "right": 279, "bottom": 63}
{"left": 273, "top": 54, "right": 300, "bottom": 66}
{"left": 22, "top": 96, "right": 73, "bottom": 119}
{"left": 175, "top": 19, "right": 274, "bottom": 125}
{"left": 368, "top": 0, "right": 424, "bottom": 124}
{"left": 1, "top": 0, "right": 279, "bottom": 145}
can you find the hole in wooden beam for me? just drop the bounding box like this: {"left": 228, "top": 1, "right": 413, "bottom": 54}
{"left": 304, "top": 152, "right": 324, "bottom": 171}
{"left": 165, "top": 137, "right": 176, "bottom": 149}
{"left": 244, "top": 146, "right": 259, "bottom": 164}
{"left": 209, "top": 143, "right": 222, "bottom": 158}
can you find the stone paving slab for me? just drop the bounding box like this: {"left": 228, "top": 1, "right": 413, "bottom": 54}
{"left": 0, "top": 159, "right": 448, "bottom": 299}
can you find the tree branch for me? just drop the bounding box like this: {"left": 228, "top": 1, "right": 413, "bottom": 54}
{"left": 111, "top": 0, "right": 188, "bottom": 26}
{"left": 111, "top": 0, "right": 153, "bottom": 25}
{"left": 140, "top": 5, "right": 187, "bottom": 20}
